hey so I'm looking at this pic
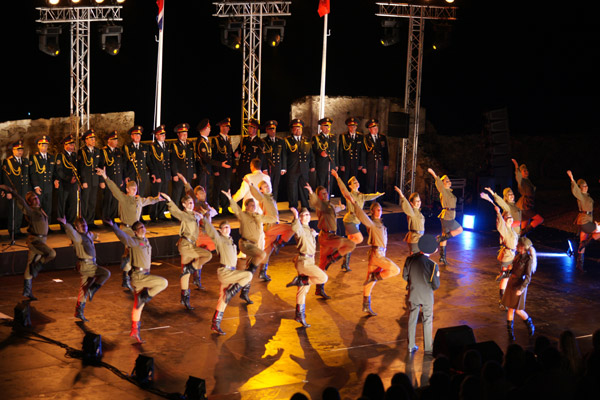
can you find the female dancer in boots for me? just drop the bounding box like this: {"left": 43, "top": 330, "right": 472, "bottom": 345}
{"left": 107, "top": 219, "right": 168, "bottom": 343}
{"left": 332, "top": 169, "right": 384, "bottom": 271}
{"left": 161, "top": 192, "right": 212, "bottom": 310}
{"left": 343, "top": 192, "right": 400, "bottom": 316}
{"left": 484, "top": 187, "right": 522, "bottom": 235}
{"left": 512, "top": 159, "right": 544, "bottom": 235}
{"left": 567, "top": 170, "right": 596, "bottom": 272}
{"left": 481, "top": 193, "right": 518, "bottom": 310}
{"left": 0, "top": 185, "right": 56, "bottom": 300}
{"left": 306, "top": 182, "right": 356, "bottom": 299}
{"left": 502, "top": 236, "right": 536, "bottom": 341}
{"left": 427, "top": 168, "right": 463, "bottom": 266}
{"left": 58, "top": 216, "right": 110, "bottom": 322}
{"left": 202, "top": 216, "right": 253, "bottom": 335}
{"left": 222, "top": 189, "right": 276, "bottom": 304}
{"left": 246, "top": 178, "right": 295, "bottom": 281}
{"left": 395, "top": 186, "right": 425, "bottom": 254}
{"left": 285, "top": 207, "right": 328, "bottom": 327}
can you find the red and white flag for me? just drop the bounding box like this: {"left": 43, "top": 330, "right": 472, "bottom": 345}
{"left": 156, "top": 0, "right": 164, "bottom": 32}
{"left": 318, "top": 0, "right": 330, "bottom": 18}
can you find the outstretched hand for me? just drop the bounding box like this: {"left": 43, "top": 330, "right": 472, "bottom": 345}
{"left": 221, "top": 189, "right": 232, "bottom": 199}
{"left": 290, "top": 207, "right": 298, "bottom": 219}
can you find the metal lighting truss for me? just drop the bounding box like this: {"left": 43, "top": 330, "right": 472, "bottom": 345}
{"left": 36, "top": 5, "right": 123, "bottom": 139}
{"left": 213, "top": 2, "right": 291, "bottom": 134}
{"left": 376, "top": 2, "right": 457, "bottom": 196}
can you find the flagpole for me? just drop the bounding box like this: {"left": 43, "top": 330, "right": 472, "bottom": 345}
{"left": 318, "top": 13, "right": 328, "bottom": 120}
{"left": 154, "top": 0, "right": 165, "bottom": 136}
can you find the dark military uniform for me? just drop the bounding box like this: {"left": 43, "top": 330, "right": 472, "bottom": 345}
{"left": 311, "top": 117, "right": 337, "bottom": 191}
{"left": 29, "top": 136, "right": 56, "bottom": 221}
{"left": 78, "top": 129, "right": 101, "bottom": 226}
{"left": 363, "top": 119, "right": 389, "bottom": 194}
{"left": 195, "top": 119, "right": 216, "bottom": 194}
{"left": 263, "top": 120, "right": 287, "bottom": 201}
{"left": 99, "top": 131, "right": 125, "bottom": 222}
{"left": 124, "top": 125, "right": 150, "bottom": 197}
{"left": 212, "top": 119, "right": 235, "bottom": 212}
{"left": 285, "top": 120, "right": 314, "bottom": 209}
{"left": 2, "top": 141, "right": 30, "bottom": 237}
{"left": 170, "top": 123, "right": 196, "bottom": 208}
{"left": 147, "top": 125, "right": 171, "bottom": 221}
{"left": 235, "top": 119, "right": 265, "bottom": 183}
{"left": 338, "top": 117, "right": 365, "bottom": 187}
{"left": 55, "top": 136, "right": 79, "bottom": 224}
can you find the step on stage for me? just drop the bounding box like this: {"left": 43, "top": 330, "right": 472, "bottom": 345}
{"left": 0, "top": 205, "right": 599, "bottom": 399}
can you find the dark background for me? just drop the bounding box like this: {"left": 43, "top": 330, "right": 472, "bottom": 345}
{"left": 3, "top": 1, "right": 598, "bottom": 138}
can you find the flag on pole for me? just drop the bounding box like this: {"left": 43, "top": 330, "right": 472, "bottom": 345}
{"left": 318, "top": 0, "right": 330, "bottom": 17}
{"left": 157, "top": 0, "right": 164, "bottom": 31}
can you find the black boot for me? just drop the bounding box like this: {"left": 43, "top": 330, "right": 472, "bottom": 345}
{"left": 240, "top": 284, "right": 253, "bottom": 304}
{"left": 498, "top": 289, "right": 507, "bottom": 311}
{"left": 439, "top": 246, "right": 448, "bottom": 266}
{"left": 75, "top": 301, "right": 89, "bottom": 322}
{"left": 324, "top": 251, "right": 343, "bottom": 271}
{"left": 315, "top": 283, "right": 331, "bottom": 299}
{"left": 507, "top": 320, "right": 515, "bottom": 341}
{"left": 211, "top": 311, "right": 226, "bottom": 335}
{"left": 135, "top": 289, "right": 153, "bottom": 309}
{"left": 259, "top": 264, "right": 272, "bottom": 282}
{"left": 29, "top": 255, "right": 43, "bottom": 278}
{"left": 181, "top": 289, "right": 194, "bottom": 310}
{"left": 180, "top": 263, "right": 195, "bottom": 278}
{"left": 524, "top": 317, "right": 535, "bottom": 336}
{"left": 495, "top": 269, "right": 511, "bottom": 282}
{"left": 122, "top": 271, "right": 133, "bottom": 291}
{"left": 23, "top": 279, "right": 37, "bottom": 301}
{"left": 341, "top": 253, "right": 352, "bottom": 272}
{"left": 246, "top": 263, "right": 259, "bottom": 274}
{"left": 295, "top": 304, "right": 311, "bottom": 327}
{"left": 576, "top": 253, "right": 586, "bottom": 272}
{"left": 192, "top": 269, "right": 205, "bottom": 290}
{"left": 363, "top": 296, "right": 377, "bottom": 316}
{"left": 365, "top": 268, "right": 383, "bottom": 284}
{"left": 436, "top": 232, "right": 452, "bottom": 243}
{"left": 286, "top": 275, "right": 309, "bottom": 287}
{"left": 130, "top": 321, "right": 144, "bottom": 343}
{"left": 224, "top": 283, "right": 242, "bottom": 304}
{"left": 86, "top": 282, "right": 102, "bottom": 302}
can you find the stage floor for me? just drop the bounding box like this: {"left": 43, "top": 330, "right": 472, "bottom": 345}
{"left": 0, "top": 230, "right": 599, "bottom": 399}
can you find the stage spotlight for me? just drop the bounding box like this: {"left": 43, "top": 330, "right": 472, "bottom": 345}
{"left": 99, "top": 25, "right": 123, "bottom": 55}
{"left": 263, "top": 18, "right": 285, "bottom": 47}
{"left": 184, "top": 376, "right": 207, "bottom": 400}
{"left": 69, "top": 0, "right": 82, "bottom": 5}
{"left": 131, "top": 355, "right": 154, "bottom": 385}
{"left": 220, "top": 20, "right": 242, "bottom": 51}
{"left": 37, "top": 25, "right": 62, "bottom": 57}
{"left": 94, "top": 0, "right": 106, "bottom": 4}
{"left": 463, "top": 214, "right": 475, "bottom": 230}
{"left": 380, "top": 18, "right": 400, "bottom": 47}
{"left": 82, "top": 332, "right": 103, "bottom": 364}
{"left": 46, "top": 0, "right": 60, "bottom": 5}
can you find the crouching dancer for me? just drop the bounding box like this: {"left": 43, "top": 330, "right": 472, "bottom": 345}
{"left": 107, "top": 220, "right": 168, "bottom": 343}
{"left": 202, "top": 216, "right": 253, "bottom": 335}
{"left": 285, "top": 207, "right": 328, "bottom": 327}
{"left": 58, "top": 216, "right": 110, "bottom": 322}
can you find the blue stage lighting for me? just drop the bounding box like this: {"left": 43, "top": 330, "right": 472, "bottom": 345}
{"left": 463, "top": 214, "right": 475, "bottom": 230}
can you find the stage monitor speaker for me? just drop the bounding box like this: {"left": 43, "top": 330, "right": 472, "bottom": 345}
{"left": 433, "top": 325, "right": 476, "bottom": 367}
{"left": 82, "top": 332, "right": 103, "bottom": 364}
{"left": 387, "top": 112, "right": 410, "bottom": 138}
{"left": 132, "top": 355, "right": 154, "bottom": 385}
{"left": 185, "top": 376, "right": 207, "bottom": 400}
{"left": 464, "top": 340, "right": 504, "bottom": 368}
{"left": 14, "top": 302, "right": 31, "bottom": 328}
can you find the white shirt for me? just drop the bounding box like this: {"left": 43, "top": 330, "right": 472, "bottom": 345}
{"left": 232, "top": 170, "right": 272, "bottom": 214}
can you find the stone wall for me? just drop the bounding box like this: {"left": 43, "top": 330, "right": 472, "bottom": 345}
{"left": 0, "top": 111, "right": 135, "bottom": 160}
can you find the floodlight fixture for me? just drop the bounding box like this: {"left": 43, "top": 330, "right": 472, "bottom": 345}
{"left": 380, "top": 18, "right": 400, "bottom": 47}
{"left": 99, "top": 24, "right": 123, "bottom": 55}
{"left": 94, "top": 0, "right": 106, "bottom": 4}
{"left": 263, "top": 18, "right": 286, "bottom": 47}
{"left": 220, "top": 20, "right": 242, "bottom": 51}
{"left": 69, "top": 0, "right": 82, "bottom": 5}
{"left": 46, "top": 0, "right": 60, "bottom": 5}
{"left": 37, "top": 25, "right": 62, "bottom": 56}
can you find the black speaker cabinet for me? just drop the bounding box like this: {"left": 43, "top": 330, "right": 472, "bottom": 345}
{"left": 433, "top": 325, "right": 476, "bottom": 364}
{"left": 387, "top": 112, "right": 410, "bottom": 138}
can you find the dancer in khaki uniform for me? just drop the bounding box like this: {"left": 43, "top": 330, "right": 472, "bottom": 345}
{"left": 332, "top": 169, "right": 383, "bottom": 271}
{"left": 285, "top": 207, "right": 328, "bottom": 327}
{"left": 427, "top": 168, "right": 463, "bottom": 266}
{"left": 484, "top": 187, "right": 522, "bottom": 235}
{"left": 306, "top": 182, "right": 356, "bottom": 299}
{"left": 395, "top": 186, "right": 425, "bottom": 254}
{"left": 222, "top": 189, "right": 277, "bottom": 304}
{"left": 161, "top": 192, "right": 212, "bottom": 310}
{"left": 567, "top": 170, "right": 596, "bottom": 272}
{"left": 203, "top": 217, "right": 253, "bottom": 335}
{"left": 96, "top": 167, "right": 163, "bottom": 291}
{"left": 107, "top": 220, "right": 168, "bottom": 344}
{"left": 0, "top": 186, "right": 56, "bottom": 300}
{"left": 512, "top": 159, "right": 544, "bottom": 235}
{"left": 58, "top": 216, "right": 110, "bottom": 322}
{"left": 344, "top": 192, "right": 400, "bottom": 316}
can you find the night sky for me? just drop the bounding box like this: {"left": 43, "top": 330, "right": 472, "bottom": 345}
{"left": 4, "top": 1, "right": 598, "bottom": 138}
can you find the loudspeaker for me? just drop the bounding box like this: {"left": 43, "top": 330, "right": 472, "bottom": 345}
{"left": 433, "top": 325, "right": 476, "bottom": 366}
{"left": 82, "top": 333, "right": 103, "bottom": 363}
{"left": 387, "top": 112, "right": 410, "bottom": 138}
{"left": 14, "top": 302, "right": 31, "bottom": 328}
{"left": 465, "top": 340, "right": 504, "bottom": 367}
{"left": 132, "top": 355, "right": 154, "bottom": 384}
{"left": 185, "top": 376, "right": 207, "bottom": 400}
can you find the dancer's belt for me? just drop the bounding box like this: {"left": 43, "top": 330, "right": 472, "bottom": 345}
{"left": 241, "top": 237, "right": 256, "bottom": 245}
{"left": 78, "top": 257, "right": 96, "bottom": 263}
{"left": 180, "top": 235, "right": 195, "bottom": 244}
{"left": 298, "top": 253, "right": 314, "bottom": 258}
{"left": 443, "top": 208, "right": 456, "bottom": 211}
{"left": 579, "top": 211, "right": 593, "bottom": 215}
{"left": 28, "top": 233, "right": 47, "bottom": 238}
{"left": 120, "top": 223, "right": 131, "bottom": 228}
{"left": 320, "top": 230, "right": 336, "bottom": 235}
{"left": 409, "top": 230, "right": 424, "bottom": 234}
{"left": 219, "top": 264, "right": 236, "bottom": 270}
{"left": 133, "top": 266, "right": 149, "bottom": 274}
